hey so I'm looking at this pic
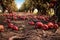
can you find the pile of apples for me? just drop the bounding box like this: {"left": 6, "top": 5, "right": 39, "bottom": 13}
{"left": 28, "top": 15, "right": 59, "bottom": 30}
{"left": 2, "top": 13, "right": 59, "bottom": 30}
{"left": 3, "top": 13, "right": 28, "bottom": 20}
{"left": 3, "top": 13, "right": 17, "bottom": 20}
{"left": 35, "top": 22, "right": 58, "bottom": 30}
{"left": 18, "top": 16, "right": 28, "bottom": 20}
{"left": 3, "top": 18, "right": 18, "bottom": 31}
{"left": 8, "top": 23, "right": 18, "bottom": 31}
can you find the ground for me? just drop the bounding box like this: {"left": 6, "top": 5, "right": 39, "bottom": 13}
{"left": 0, "top": 12, "right": 60, "bottom": 40}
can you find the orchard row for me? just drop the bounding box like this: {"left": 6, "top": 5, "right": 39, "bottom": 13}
{"left": 0, "top": 13, "right": 60, "bottom": 32}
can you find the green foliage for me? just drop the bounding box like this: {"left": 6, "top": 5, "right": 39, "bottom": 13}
{"left": 0, "top": 0, "right": 18, "bottom": 13}
{"left": 19, "top": 0, "right": 32, "bottom": 12}
{"left": 19, "top": 0, "right": 50, "bottom": 12}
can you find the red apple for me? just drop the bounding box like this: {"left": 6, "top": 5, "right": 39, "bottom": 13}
{"left": 13, "top": 25, "right": 18, "bottom": 31}
{"left": 8, "top": 23, "right": 18, "bottom": 30}
{"left": 36, "top": 22, "right": 43, "bottom": 27}
{"left": 45, "top": 16, "right": 49, "bottom": 21}
{"left": 42, "top": 24, "right": 49, "bottom": 30}
{"left": 39, "top": 16, "right": 45, "bottom": 20}
{"left": 28, "top": 21, "right": 35, "bottom": 25}
{"left": 8, "top": 23, "right": 14, "bottom": 28}
{"left": 54, "top": 24, "right": 58, "bottom": 29}
{"left": 47, "top": 22, "right": 54, "bottom": 28}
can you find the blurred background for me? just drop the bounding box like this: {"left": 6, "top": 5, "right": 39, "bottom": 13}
{"left": 0, "top": 0, "right": 60, "bottom": 15}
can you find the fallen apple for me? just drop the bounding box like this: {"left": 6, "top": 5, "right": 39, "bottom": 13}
{"left": 8, "top": 23, "right": 14, "bottom": 28}
{"left": 8, "top": 23, "right": 18, "bottom": 30}
{"left": 39, "top": 16, "right": 45, "bottom": 21}
{"left": 13, "top": 25, "right": 18, "bottom": 31}
{"left": 54, "top": 24, "right": 58, "bottom": 29}
{"left": 42, "top": 24, "right": 49, "bottom": 30}
{"left": 28, "top": 21, "right": 35, "bottom": 25}
{"left": 47, "top": 22, "right": 54, "bottom": 28}
{"left": 36, "top": 22, "right": 44, "bottom": 28}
